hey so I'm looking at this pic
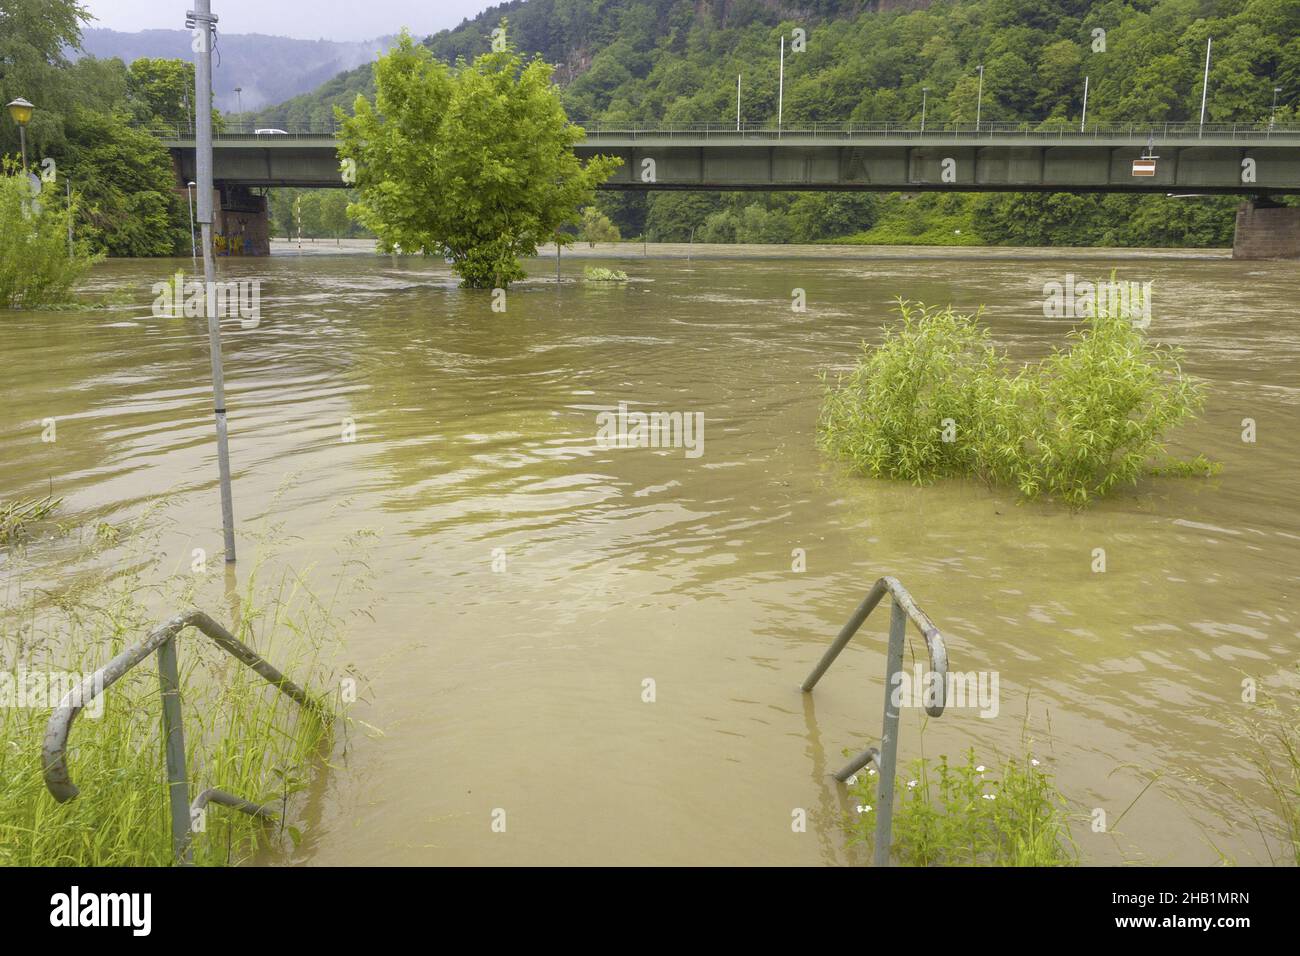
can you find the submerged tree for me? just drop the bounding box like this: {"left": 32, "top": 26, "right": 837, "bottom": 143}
{"left": 337, "top": 27, "right": 621, "bottom": 288}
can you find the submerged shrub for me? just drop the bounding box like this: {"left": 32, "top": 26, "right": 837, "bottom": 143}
{"left": 0, "top": 162, "right": 97, "bottom": 309}
{"left": 849, "top": 748, "right": 1077, "bottom": 866}
{"left": 819, "top": 297, "right": 1212, "bottom": 506}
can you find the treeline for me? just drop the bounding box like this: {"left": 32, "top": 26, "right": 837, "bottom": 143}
{"left": 266, "top": 188, "right": 371, "bottom": 242}
{"left": 0, "top": 0, "right": 208, "bottom": 257}
{"left": 257, "top": 0, "right": 1297, "bottom": 248}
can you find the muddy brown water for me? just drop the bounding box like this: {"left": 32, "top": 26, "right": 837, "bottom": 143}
{"left": 2, "top": 243, "right": 1297, "bottom": 865}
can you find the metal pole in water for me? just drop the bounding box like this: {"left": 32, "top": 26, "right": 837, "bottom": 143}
{"left": 191, "top": 0, "right": 237, "bottom": 563}
{"left": 66, "top": 178, "right": 72, "bottom": 257}
{"left": 186, "top": 181, "right": 197, "bottom": 263}
{"left": 157, "top": 637, "right": 192, "bottom": 864}
{"left": 556, "top": 237, "right": 561, "bottom": 283}
{"left": 872, "top": 599, "right": 906, "bottom": 867}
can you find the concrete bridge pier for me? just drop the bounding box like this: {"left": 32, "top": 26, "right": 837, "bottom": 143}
{"left": 175, "top": 182, "right": 271, "bottom": 256}
{"left": 1233, "top": 197, "right": 1300, "bottom": 259}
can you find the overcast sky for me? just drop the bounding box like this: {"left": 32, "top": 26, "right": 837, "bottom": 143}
{"left": 81, "top": 0, "right": 499, "bottom": 42}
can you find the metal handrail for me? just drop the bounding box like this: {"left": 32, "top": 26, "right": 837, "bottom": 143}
{"left": 42, "top": 609, "right": 326, "bottom": 864}
{"left": 801, "top": 576, "right": 949, "bottom": 867}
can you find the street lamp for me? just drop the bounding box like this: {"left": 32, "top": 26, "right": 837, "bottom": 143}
{"left": 234, "top": 87, "right": 243, "bottom": 131}
{"left": 975, "top": 65, "right": 984, "bottom": 132}
{"left": 7, "top": 97, "right": 34, "bottom": 171}
{"left": 920, "top": 87, "right": 929, "bottom": 133}
{"left": 1271, "top": 87, "right": 1282, "bottom": 129}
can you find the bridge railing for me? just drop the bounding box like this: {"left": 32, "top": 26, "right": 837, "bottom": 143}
{"left": 147, "top": 119, "right": 1300, "bottom": 144}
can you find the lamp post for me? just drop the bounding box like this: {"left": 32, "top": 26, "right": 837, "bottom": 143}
{"left": 975, "top": 65, "right": 984, "bottom": 132}
{"left": 7, "top": 97, "right": 34, "bottom": 172}
{"left": 1198, "top": 37, "right": 1212, "bottom": 138}
{"left": 234, "top": 87, "right": 243, "bottom": 131}
{"left": 777, "top": 36, "right": 785, "bottom": 134}
{"left": 920, "top": 87, "right": 928, "bottom": 134}
{"left": 1270, "top": 87, "right": 1282, "bottom": 130}
{"left": 1081, "top": 75, "right": 1089, "bottom": 132}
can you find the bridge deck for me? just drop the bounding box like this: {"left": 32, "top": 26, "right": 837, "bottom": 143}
{"left": 160, "top": 125, "right": 1300, "bottom": 194}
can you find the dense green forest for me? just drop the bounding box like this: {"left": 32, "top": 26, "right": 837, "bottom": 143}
{"left": 254, "top": 0, "right": 1299, "bottom": 248}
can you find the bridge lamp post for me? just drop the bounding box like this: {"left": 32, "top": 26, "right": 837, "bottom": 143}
{"left": 7, "top": 97, "right": 34, "bottom": 172}
{"left": 1198, "top": 37, "right": 1212, "bottom": 138}
{"left": 975, "top": 65, "right": 984, "bottom": 133}
{"left": 1270, "top": 87, "right": 1282, "bottom": 130}
{"left": 920, "top": 87, "right": 928, "bottom": 134}
{"left": 777, "top": 36, "right": 785, "bottom": 134}
{"left": 1081, "top": 75, "right": 1089, "bottom": 132}
{"left": 234, "top": 87, "right": 243, "bottom": 131}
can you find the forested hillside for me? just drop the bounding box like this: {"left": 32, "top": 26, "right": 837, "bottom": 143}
{"left": 255, "top": 0, "right": 1299, "bottom": 248}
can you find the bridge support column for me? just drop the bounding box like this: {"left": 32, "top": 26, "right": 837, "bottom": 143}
{"left": 1233, "top": 199, "right": 1300, "bottom": 260}
{"left": 215, "top": 185, "right": 270, "bottom": 257}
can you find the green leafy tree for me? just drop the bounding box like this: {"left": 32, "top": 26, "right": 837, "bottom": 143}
{"left": 62, "top": 109, "right": 188, "bottom": 257}
{"left": 579, "top": 204, "right": 620, "bottom": 245}
{"left": 337, "top": 28, "right": 621, "bottom": 287}
{"left": 318, "top": 190, "right": 352, "bottom": 243}
{"left": 126, "top": 58, "right": 197, "bottom": 130}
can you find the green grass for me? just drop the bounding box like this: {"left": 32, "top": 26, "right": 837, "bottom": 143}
{"left": 0, "top": 526, "right": 347, "bottom": 866}
{"left": 0, "top": 496, "right": 61, "bottom": 541}
{"left": 819, "top": 297, "right": 1215, "bottom": 506}
{"left": 848, "top": 747, "right": 1078, "bottom": 866}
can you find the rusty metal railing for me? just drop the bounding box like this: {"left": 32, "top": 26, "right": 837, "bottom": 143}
{"left": 801, "top": 576, "right": 949, "bottom": 866}
{"left": 42, "top": 610, "right": 326, "bottom": 865}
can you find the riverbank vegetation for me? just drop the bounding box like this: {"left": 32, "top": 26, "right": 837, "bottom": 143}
{"left": 819, "top": 299, "right": 1213, "bottom": 506}
{"left": 337, "top": 29, "right": 621, "bottom": 288}
{"left": 0, "top": 495, "right": 60, "bottom": 541}
{"left": 0, "top": 164, "right": 96, "bottom": 308}
{"left": 848, "top": 748, "right": 1078, "bottom": 866}
{"left": 0, "top": 517, "right": 346, "bottom": 866}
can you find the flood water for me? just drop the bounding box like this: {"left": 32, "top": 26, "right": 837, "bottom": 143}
{"left": 3, "top": 243, "right": 1298, "bottom": 865}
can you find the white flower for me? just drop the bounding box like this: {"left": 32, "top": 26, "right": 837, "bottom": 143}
{"left": 867, "top": 768, "right": 877, "bottom": 776}
{"left": 1030, "top": 759, "right": 1040, "bottom": 767}
{"left": 907, "top": 780, "right": 918, "bottom": 789}
{"left": 982, "top": 793, "right": 996, "bottom": 801}
{"left": 856, "top": 805, "right": 872, "bottom": 814}
{"left": 976, "top": 765, "right": 986, "bottom": 773}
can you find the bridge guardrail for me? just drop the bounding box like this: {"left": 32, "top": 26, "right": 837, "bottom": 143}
{"left": 146, "top": 120, "right": 1300, "bottom": 143}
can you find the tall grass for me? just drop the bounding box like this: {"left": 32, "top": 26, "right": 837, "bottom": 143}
{"left": 0, "top": 162, "right": 97, "bottom": 309}
{"left": 848, "top": 747, "right": 1078, "bottom": 866}
{"left": 819, "top": 298, "right": 1214, "bottom": 506}
{"left": 0, "top": 523, "right": 349, "bottom": 866}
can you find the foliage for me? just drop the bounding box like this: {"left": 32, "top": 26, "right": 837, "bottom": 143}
{"left": 60, "top": 109, "right": 189, "bottom": 257}
{"left": 337, "top": 28, "right": 621, "bottom": 287}
{"left": 583, "top": 265, "right": 627, "bottom": 281}
{"left": 0, "top": 520, "right": 344, "bottom": 867}
{"left": 0, "top": 496, "right": 60, "bottom": 540}
{"left": 579, "top": 204, "right": 620, "bottom": 245}
{"left": 818, "top": 297, "right": 1213, "bottom": 506}
{"left": 0, "top": 163, "right": 96, "bottom": 308}
{"left": 848, "top": 748, "right": 1078, "bottom": 866}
